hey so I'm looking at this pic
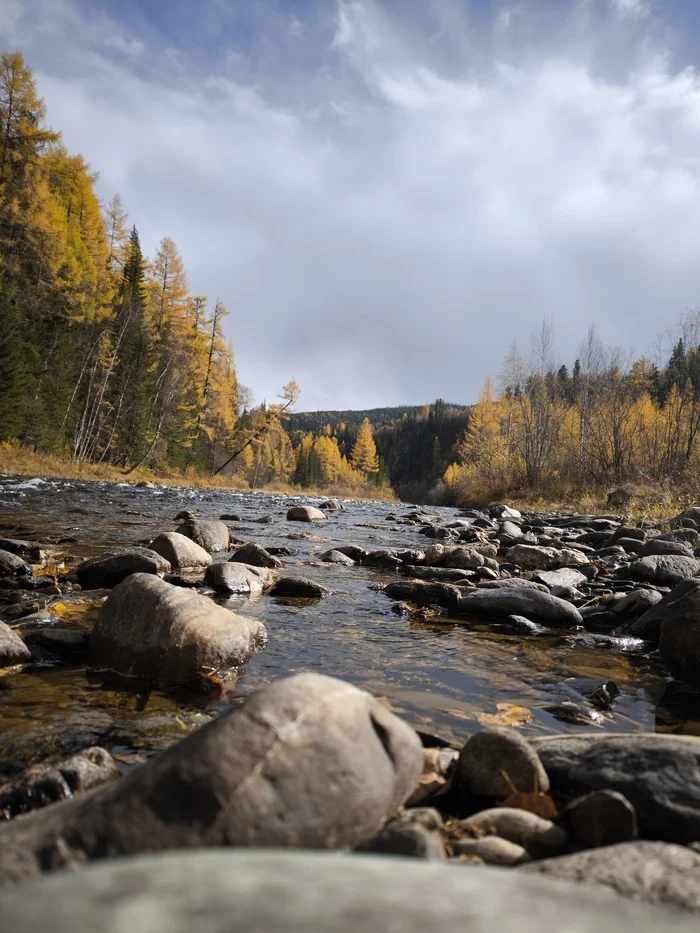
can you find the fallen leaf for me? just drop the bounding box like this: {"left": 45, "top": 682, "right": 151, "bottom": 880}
{"left": 436, "top": 707, "right": 474, "bottom": 721}
{"left": 498, "top": 791, "right": 558, "bottom": 819}
{"left": 477, "top": 703, "right": 533, "bottom": 727}
{"left": 374, "top": 696, "right": 407, "bottom": 713}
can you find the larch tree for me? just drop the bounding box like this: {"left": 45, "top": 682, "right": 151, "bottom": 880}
{"left": 351, "top": 417, "right": 380, "bottom": 475}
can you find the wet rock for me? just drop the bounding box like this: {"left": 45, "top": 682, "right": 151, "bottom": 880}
{"left": 405, "top": 566, "right": 475, "bottom": 582}
{"left": 355, "top": 823, "right": 446, "bottom": 859}
{"left": 269, "top": 577, "right": 330, "bottom": 598}
{"left": 504, "top": 615, "right": 548, "bottom": 636}
{"left": 457, "top": 727, "right": 549, "bottom": 799}
{"left": 627, "top": 554, "right": 700, "bottom": 587}
{"left": 605, "top": 526, "right": 646, "bottom": 547}
{"left": 612, "top": 588, "right": 663, "bottom": 623}
{"left": 321, "top": 549, "right": 355, "bottom": 566}
{"left": 255, "top": 515, "right": 274, "bottom": 524}
{"left": 384, "top": 580, "right": 462, "bottom": 611}
{"left": 522, "top": 842, "right": 700, "bottom": 913}
{"left": 533, "top": 568, "right": 587, "bottom": 589}
{"left": 0, "top": 748, "right": 117, "bottom": 820}
{"left": 318, "top": 499, "right": 344, "bottom": 511}
{"left": 497, "top": 520, "right": 524, "bottom": 542}
{"left": 506, "top": 545, "right": 589, "bottom": 571}
{"left": 0, "top": 550, "right": 31, "bottom": 578}
{"left": 640, "top": 538, "right": 694, "bottom": 558}
{"left": 0, "top": 538, "right": 32, "bottom": 555}
{"left": 25, "top": 628, "right": 90, "bottom": 660}
{"left": 478, "top": 578, "right": 550, "bottom": 593}
{"left": 658, "top": 580, "right": 700, "bottom": 687}
{"left": 0, "top": 674, "right": 423, "bottom": 883}
{"left": 444, "top": 547, "right": 486, "bottom": 570}
{"left": 149, "top": 532, "right": 212, "bottom": 570}
{"left": 219, "top": 513, "right": 242, "bottom": 521}
{"left": 175, "top": 519, "right": 230, "bottom": 553}
{"left": 458, "top": 587, "right": 583, "bottom": 627}
{"left": 452, "top": 836, "right": 530, "bottom": 865}
{"left": 88, "top": 573, "right": 266, "bottom": 686}
{"left": 333, "top": 545, "right": 367, "bottom": 562}
{"left": 73, "top": 548, "right": 171, "bottom": 589}
{"left": 627, "top": 578, "right": 699, "bottom": 641}
{"left": 566, "top": 790, "right": 638, "bottom": 848}
{"left": 565, "top": 633, "right": 645, "bottom": 652}
{"left": 459, "top": 808, "right": 568, "bottom": 859}
{"left": 0, "top": 621, "right": 31, "bottom": 667}
{"left": 532, "top": 733, "right": 700, "bottom": 843}
{"left": 229, "top": 543, "right": 281, "bottom": 570}
{"left": 364, "top": 550, "right": 403, "bottom": 570}
{"left": 287, "top": 506, "right": 327, "bottom": 522}
{"left": 204, "top": 563, "right": 273, "bottom": 596}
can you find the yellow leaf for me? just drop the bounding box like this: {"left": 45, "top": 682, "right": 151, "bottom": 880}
{"left": 477, "top": 703, "right": 533, "bottom": 727}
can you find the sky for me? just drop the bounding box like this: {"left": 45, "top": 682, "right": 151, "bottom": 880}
{"left": 3, "top": 0, "right": 700, "bottom": 411}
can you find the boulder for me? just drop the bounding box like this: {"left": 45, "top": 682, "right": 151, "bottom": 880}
{"left": 73, "top": 548, "right": 171, "bottom": 589}
{"left": 457, "top": 587, "right": 583, "bottom": 627}
{"left": 0, "top": 621, "right": 31, "bottom": 667}
{"left": 658, "top": 580, "right": 700, "bottom": 687}
{"left": 457, "top": 727, "right": 550, "bottom": 799}
{"left": 25, "top": 628, "right": 90, "bottom": 660}
{"left": 503, "top": 615, "right": 548, "bottom": 636}
{"left": 0, "top": 674, "right": 423, "bottom": 883}
{"left": 522, "top": 842, "right": 700, "bottom": 913}
{"left": 478, "top": 578, "right": 550, "bottom": 593}
{"left": 229, "top": 543, "right": 282, "bottom": 570}
{"left": 452, "top": 836, "right": 529, "bottom": 865}
{"left": 204, "top": 563, "right": 273, "bottom": 596}
{"left": 532, "top": 733, "right": 700, "bottom": 843}
{"left": 0, "top": 538, "right": 32, "bottom": 555}
{"left": 459, "top": 808, "right": 568, "bottom": 859}
{"left": 318, "top": 499, "right": 344, "bottom": 511}
{"left": 625, "top": 579, "right": 700, "bottom": 641}
{"left": 149, "top": 532, "right": 212, "bottom": 570}
{"left": 670, "top": 507, "right": 700, "bottom": 529}
{"left": 384, "top": 580, "right": 462, "bottom": 611}
{"left": 0, "top": 747, "right": 117, "bottom": 819}
{"left": 444, "top": 548, "right": 485, "bottom": 570}
{"left": 355, "top": 824, "right": 446, "bottom": 859}
{"left": 287, "top": 506, "right": 327, "bottom": 522}
{"left": 320, "top": 549, "right": 355, "bottom": 566}
{"left": 175, "top": 519, "right": 229, "bottom": 553}
{"left": 506, "top": 545, "right": 589, "bottom": 571}
{"left": 2, "top": 850, "right": 695, "bottom": 933}
{"left": 612, "top": 588, "right": 663, "bottom": 623}
{"left": 627, "top": 555, "right": 700, "bottom": 587}
{"left": 0, "top": 549, "right": 31, "bottom": 577}
{"left": 269, "top": 577, "right": 330, "bottom": 598}
{"left": 639, "top": 538, "right": 694, "bottom": 558}
{"left": 88, "top": 574, "right": 266, "bottom": 686}
{"left": 532, "top": 568, "right": 587, "bottom": 589}
{"left": 566, "top": 790, "right": 638, "bottom": 848}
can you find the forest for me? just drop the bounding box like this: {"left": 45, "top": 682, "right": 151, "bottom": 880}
{"left": 2, "top": 49, "right": 700, "bottom": 510}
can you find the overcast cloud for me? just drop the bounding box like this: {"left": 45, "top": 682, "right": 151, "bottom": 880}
{"left": 2, "top": 0, "right": 700, "bottom": 410}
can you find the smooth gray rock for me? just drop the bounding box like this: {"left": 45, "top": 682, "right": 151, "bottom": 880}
{"left": 452, "top": 836, "right": 530, "bottom": 864}
{"left": 149, "top": 532, "right": 212, "bottom": 570}
{"left": 612, "top": 588, "right": 663, "bottom": 622}
{"left": 320, "top": 549, "right": 355, "bottom": 566}
{"left": 522, "top": 842, "right": 700, "bottom": 913}
{"left": 1, "top": 850, "right": 695, "bottom": 933}
{"left": 229, "top": 543, "right": 282, "bottom": 569}
{"left": 384, "top": 580, "right": 462, "bottom": 610}
{"left": 74, "top": 548, "right": 171, "bottom": 589}
{"left": 88, "top": 574, "right": 266, "bottom": 686}
{"left": 532, "top": 733, "right": 700, "bottom": 843}
{"left": 287, "top": 506, "right": 327, "bottom": 522}
{"left": 0, "top": 538, "right": 32, "bottom": 555}
{"left": 318, "top": 499, "right": 344, "bottom": 511}
{"left": 566, "top": 790, "right": 638, "bottom": 849}
{"left": 478, "top": 578, "right": 550, "bottom": 593}
{"left": 0, "top": 674, "right": 423, "bottom": 884}
{"left": 532, "top": 568, "right": 587, "bottom": 589}
{"left": 0, "top": 747, "right": 117, "bottom": 819}
{"left": 444, "top": 547, "right": 486, "bottom": 570}
{"left": 658, "top": 579, "right": 700, "bottom": 687}
{"left": 459, "top": 808, "right": 568, "bottom": 859}
{"left": 458, "top": 727, "right": 550, "bottom": 799}
{"left": 627, "top": 554, "right": 700, "bottom": 587}
{"left": 175, "top": 519, "right": 230, "bottom": 553}
{"left": 457, "top": 587, "right": 582, "bottom": 627}
{"left": 204, "top": 562, "right": 273, "bottom": 596}
{"left": 269, "top": 577, "right": 330, "bottom": 598}
{"left": 503, "top": 615, "right": 548, "bottom": 635}
{"left": 670, "top": 507, "right": 700, "bottom": 529}
{"left": 626, "top": 578, "right": 700, "bottom": 641}
{"left": 25, "top": 627, "right": 90, "bottom": 659}
{"left": 0, "top": 549, "right": 31, "bottom": 577}
{"left": 355, "top": 824, "right": 446, "bottom": 859}
{"left": 0, "top": 621, "right": 31, "bottom": 667}
{"left": 639, "top": 538, "right": 694, "bottom": 558}
{"left": 506, "top": 545, "right": 589, "bottom": 571}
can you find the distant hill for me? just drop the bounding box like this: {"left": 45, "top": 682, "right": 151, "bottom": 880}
{"left": 286, "top": 404, "right": 466, "bottom": 434}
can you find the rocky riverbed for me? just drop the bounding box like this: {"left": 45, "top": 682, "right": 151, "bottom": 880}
{"left": 2, "top": 474, "right": 700, "bottom": 919}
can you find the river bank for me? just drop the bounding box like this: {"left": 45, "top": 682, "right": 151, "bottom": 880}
{"left": 2, "top": 477, "right": 700, "bottom": 913}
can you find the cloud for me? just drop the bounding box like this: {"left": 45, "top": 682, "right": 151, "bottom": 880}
{"left": 2, "top": 0, "right": 700, "bottom": 410}
{"left": 611, "top": 0, "right": 651, "bottom": 17}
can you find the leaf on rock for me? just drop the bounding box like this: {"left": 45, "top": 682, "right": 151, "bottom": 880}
{"left": 497, "top": 791, "right": 558, "bottom": 819}
{"left": 477, "top": 703, "right": 533, "bottom": 727}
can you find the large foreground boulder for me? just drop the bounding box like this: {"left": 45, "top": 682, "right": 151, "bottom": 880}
{"left": 0, "top": 621, "right": 31, "bottom": 667}
{"left": 457, "top": 587, "right": 582, "bottom": 627}
{"left": 73, "top": 548, "right": 171, "bottom": 589}
{"left": 88, "top": 574, "right": 266, "bottom": 685}
{"left": 657, "top": 580, "right": 700, "bottom": 688}
{"left": 175, "top": 519, "right": 229, "bottom": 553}
{"left": 531, "top": 733, "right": 700, "bottom": 843}
{"left": 0, "top": 850, "right": 695, "bottom": 932}
{"left": 0, "top": 674, "right": 423, "bottom": 884}
{"left": 149, "top": 532, "right": 212, "bottom": 570}
{"left": 522, "top": 842, "right": 700, "bottom": 913}
{"left": 287, "top": 506, "right": 327, "bottom": 522}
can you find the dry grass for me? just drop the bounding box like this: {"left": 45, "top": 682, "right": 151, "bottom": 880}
{"left": 0, "top": 443, "right": 397, "bottom": 503}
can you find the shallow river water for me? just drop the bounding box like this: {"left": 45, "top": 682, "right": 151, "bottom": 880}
{"left": 1, "top": 475, "right": 697, "bottom": 771}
